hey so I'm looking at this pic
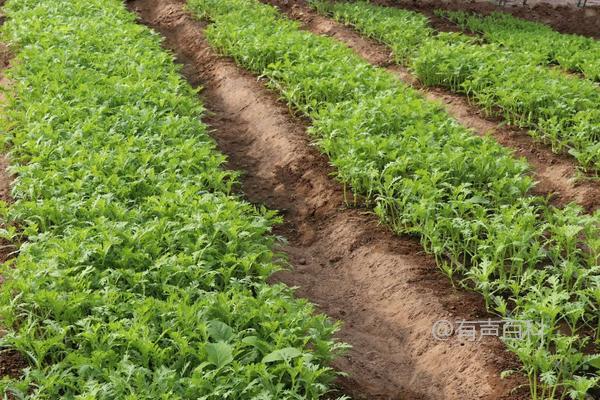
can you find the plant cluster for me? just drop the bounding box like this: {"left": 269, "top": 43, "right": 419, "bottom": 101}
{"left": 0, "top": 0, "right": 344, "bottom": 398}
{"left": 310, "top": 0, "right": 600, "bottom": 173}
{"left": 189, "top": 0, "right": 600, "bottom": 397}
{"left": 439, "top": 10, "right": 600, "bottom": 82}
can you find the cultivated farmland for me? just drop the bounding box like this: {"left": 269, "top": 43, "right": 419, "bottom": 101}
{"left": 310, "top": 0, "right": 600, "bottom": 172}
{"left": 439, "top": 10, "right": 600, "bottom": 82}
{"left": 0, "top": 0, "right": 599, "bottom": 399}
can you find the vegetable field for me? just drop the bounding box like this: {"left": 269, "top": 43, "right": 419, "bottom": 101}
{"left": 311, "top": 0, "right": 600, "bottom": 172}
{"left": 0, "top": 0, "right": 341, "bottom": 398}
{"left": 0, "top": 0, "right": 599, "bottom": 399}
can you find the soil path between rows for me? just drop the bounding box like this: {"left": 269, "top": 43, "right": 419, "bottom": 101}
{"left": 129, "top": 1, "right": 527, "bottom": 399}
{"left": 262, "top": 0, "right": 600, "bottom": 213}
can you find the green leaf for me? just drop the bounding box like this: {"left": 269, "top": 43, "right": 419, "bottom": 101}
{"left": 207, "top": 320, "right": 234, "bottom": 342}
{"left": 588, "top": 355, "right": 600, "bottom": 370}
{"left": 241, "top": 336, "right": 270, "bottom": 354}
{"left": 206, "top": 342, "right": 233, "bottom": 369}
{"left": 262, "top": 347, "right": 303, "bottom": 363}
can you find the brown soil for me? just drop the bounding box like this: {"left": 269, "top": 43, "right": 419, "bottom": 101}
{"left": 376, "top": 0, "right": 600, "bottom": 40}
{"left": 0, "top": 348, "right": 27, "bottom": 379}
{"left": 264, "top": 0, "right": 600, "bottom": 213}
{"left": 129, "top": 1, "right": 528, "bottom": 399}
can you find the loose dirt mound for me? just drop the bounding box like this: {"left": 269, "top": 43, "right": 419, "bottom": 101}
{"left": 129, "top": 1, "right": 528, "bottom": 399}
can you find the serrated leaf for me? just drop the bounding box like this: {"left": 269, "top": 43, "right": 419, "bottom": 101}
{"left": 588, "top": 355, "right": 600, "bottom": 370}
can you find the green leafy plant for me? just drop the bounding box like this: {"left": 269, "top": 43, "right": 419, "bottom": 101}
{"left": 311, "top": 0, "right": 600, "bottom": 174}
{"left": 439, "top": 10, "right": 600, "bottom": 82}
{"left": 189, "top": 0, "right": 600, "bottom": 397}
{"left": 0, "top": 0, "right": 345, "bottom": 398}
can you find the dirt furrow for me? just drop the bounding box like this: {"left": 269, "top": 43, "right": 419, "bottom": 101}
{"left": 262, "top": 0, "right": 600, "bottom": 213}
{"left": 128, "top": 1, "right": 527, "bottom": 399}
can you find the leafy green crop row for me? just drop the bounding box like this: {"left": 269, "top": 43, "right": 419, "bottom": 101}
{"left": 0, "top": 0, "right": 344, "bottom": 398}
{"left": 438, "top": 10, "right": 600, "bottom": 82}
{"left": 310, "top": 0, "right": 600, "bottom": 173}
{"left": 188, "top": 0, "right": 600, "bottom": 397}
